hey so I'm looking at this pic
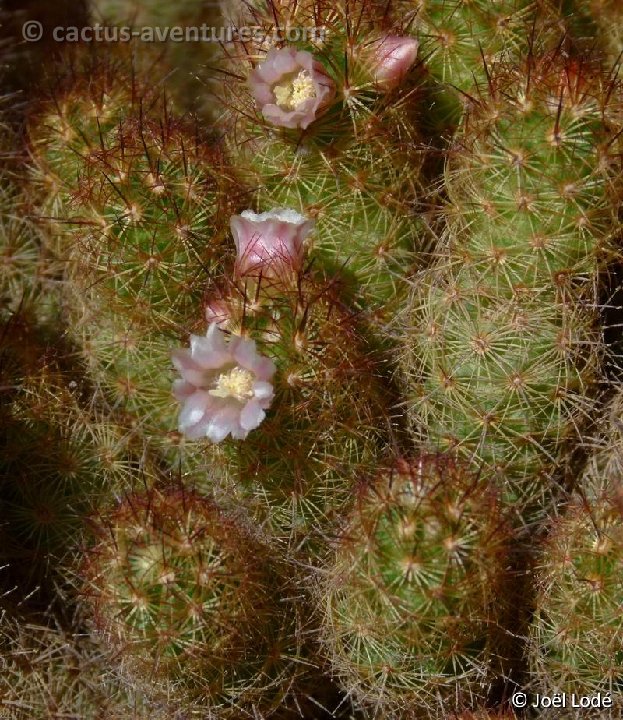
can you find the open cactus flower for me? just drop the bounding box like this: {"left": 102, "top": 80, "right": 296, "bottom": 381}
{"left": 230, "top": 207, "right": 314, "bottom": 279}
{"left": 172, "top": 323, "right": 276, "bottom": 442}
{"left": 249, "top": 47, "right": 336, "bottom": 129}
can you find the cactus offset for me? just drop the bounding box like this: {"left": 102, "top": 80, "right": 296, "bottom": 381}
{"left": 319, "top": 455, "right": 512, "bottom": 718}
{"left": 82, "top": 486, "right": 305, "bottom": 717}
{"left": 528, "top": 388, "right": 623, "bottom": 708}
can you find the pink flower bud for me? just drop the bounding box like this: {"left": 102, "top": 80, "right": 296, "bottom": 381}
{"left": 230, "top": 208, "right": 314, "bottom": 278}
{"left": 372, "top": 36, "right": 419, "bottom": 91}
{"left": 172, "top": 323, "right": 276, "bottom": 442}
{"left": 249, "top": 47, "right": 336, "bottom": 129}
{"left": 204, "top": 296, "right": 231, "bottom": 328}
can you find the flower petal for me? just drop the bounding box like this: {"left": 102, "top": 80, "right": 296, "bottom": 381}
{"left": 272, "top": 47, "right": 299, "bottom": 75}
{"left": 261, "top": 104, "right": 301, "bottom": 129}
{"left": 171, "top": 348, "right": 198, "bottom": 373}
{"left": 178, "top": 390, "right": 212, "bottom": 432}
{"left": 253, "top": 380, "right": 274, "bottom": 401}
{"left": 240, "top": 398, "right": 267, "bottom": 431}
{"left": 205, "top": 405, "right": 241, "bottom": 442}
{"left": 254, "top": 356, "right": 276, "bottom": 382}
{"left": 172, "top": 379, "right": 195, "bottom": 401}
{"left": 171, "top": 350, "right": 211, "bottom": 386}
{"left": 373, "top": 36, "right": 419, "bottom": 91}
{"left": 232, "top": 336, "right": 260, "bottom": 370}
{"left": 184, "top": 420, "right": 213, "bottom": 441}
{"left": 231, "top": 207, "right": 314, "bottom": 278}
{"left": 191, "top": 331, "right": 230, "bottom": 368}
{"left": 252, "top": 82, "right": 275, "bottom": 106}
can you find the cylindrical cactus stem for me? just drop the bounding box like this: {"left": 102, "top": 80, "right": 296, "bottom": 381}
{"left": 401, "top": 49, "right": 622, "bottom": 520}
{"left": 318, "top": 454, "right": 513, "bottom": 719}
{"left": 172, "top": 263, "right": 395, "bottom": 554}
{"left": 528, "top": 387, "right": 623, "bottom": 709}
{"left": 386, "top": 0, "right": 581, "bottom": 133}
{"left": 29, "top": 56, "right": 233, "bottom": 326}
{"left": 81, "top": 486, "right": 307, "bottom": 717}
{"left": 27, "top": 53, "right": 236, "bottom": 450}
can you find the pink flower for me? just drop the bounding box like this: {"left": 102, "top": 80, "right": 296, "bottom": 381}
{"left": 371, "top": 36, "right": 419, "bottom": 91}
{"left": 230, "top": 208, "right": 314, "bottom": 278}
{"left": 171, "top": 323, "right": 276, "bottom": 442}
{"left": 249, "top": 47, "right": 336, "bottom": 129}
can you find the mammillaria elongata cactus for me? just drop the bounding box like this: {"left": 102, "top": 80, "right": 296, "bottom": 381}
{"left": 319, "top": 455, "right": 512, "bottom": 717}
{"left": 82, "top": 486, "right": 302, "bottom": 716}
{"left": 3, "top": 1, "right": 623, "bottom": 719}
{"left": 219, "top": 1, "right": 425, "bottom": 321}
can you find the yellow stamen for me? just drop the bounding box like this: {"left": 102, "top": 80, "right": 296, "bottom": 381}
{"left": 209, "top": 367, "right": 255, "bottom": 401}
{"left": 273, "top": 70, "right": 316, "bottom": 110}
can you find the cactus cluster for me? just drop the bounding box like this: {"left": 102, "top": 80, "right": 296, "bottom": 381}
{"left": 3, "top": 0, "right": 623, "bottom": 718}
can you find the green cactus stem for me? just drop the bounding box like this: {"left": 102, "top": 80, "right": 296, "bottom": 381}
{"left": 82, "top": 486, "right": 306, "bottom": 717}
{"left": 528, "top": 387, "right": 623, "bottom": 708}
{"left": 219, "top": 0, "right": 426, "bottom": 322}
{"left": 401, "top": 49, "right": 621, "bottom": 519}
{"left": 319, "top": 455, "right": 512, "bottom": 718}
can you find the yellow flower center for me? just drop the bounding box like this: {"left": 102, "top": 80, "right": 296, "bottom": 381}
{"left": 273, "top": 70, "right": 316, "bottom": 110}
{"left": 209, "top": 367, "right": 255, "bottom": 401}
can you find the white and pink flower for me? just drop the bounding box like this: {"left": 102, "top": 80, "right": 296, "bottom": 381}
{"left": 230, "top": 208, "right": 314, "bottom": 278}
{"left": 370, "top": 36, "right": 419, "bottom": 91}
{"left": 172, "top": 323, "right": 276, "bottom": 442}
{"left": 249, "top": 47, "right": 336, "bottom": 129}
